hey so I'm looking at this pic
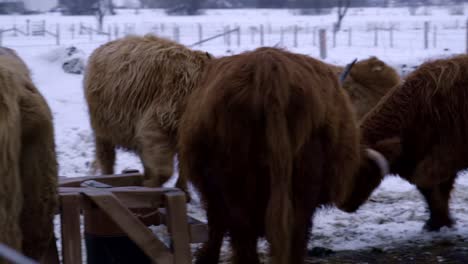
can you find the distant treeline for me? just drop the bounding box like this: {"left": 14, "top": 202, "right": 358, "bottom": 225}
{"left": 144, "top": 0, "right": 468, "bottom": 9}
{"left": 54, "top": 0, "right": 468, "bottom": 16}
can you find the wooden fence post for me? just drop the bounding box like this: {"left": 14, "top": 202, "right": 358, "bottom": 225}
{"left": 465, "top": 20, "right": 468, "bottom": 53}
{"left": 312, "top": 27, "right": 317, "bottom": 46}
{"left": 89, "top": 26, "right": 93, "bottom": 41}
{"left": 198, "top": 23, "right": 202, "bottom": 46}
{"left": 280, "top": 26, "right": 284, "bottom": 45}
{"left": 374, "top": 26, "right": 378, "bottom": 47}
{"left": 71, "top": 24, "right": 75, "bottom": 39}
{"left": 56, "top": 24, "right": 60, "bottom": 46}
{"left": 26, "top": 19, "right": 30, "bottom": 36}
{"left": 294, "top": 25, "right": 299, "bottom": 48}
{"left": 260, "top": 24, "right": 264, "bottom": 46}
{"left": 319, "top": 29, "right": 327, "bottom": 59}
{"left": 114, "top": 24, "right": 119, "bottom": 38}
{"left": 236, "top": 26, "right": 241, "bottom": 47}
{"left": 173, "top": 25, "right": 180, "bottom": 43}
{"left": 226, "top": 25, "right": 231, "bottom": 47}
{"left": 348, "top": 27, "right": 352, "bottom": 47}
{"left": 424, "top": 21, "right": 430, "bottom": 49}
{"left": 390, "top": 26, "right": 394, "bottom": 48}
{"left": 250, "top": 27, "right": 255, "bottom": 44}
{"left": 332, "top": 23, "right": 337, "bottom": 48}
{"left": 433, "top": 25, "right": 437, "bottom": 48}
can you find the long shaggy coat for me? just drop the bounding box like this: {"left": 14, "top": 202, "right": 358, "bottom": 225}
{"left": 332, "top": 56, "right": 401, "bottom": 119}
{"left": 340, "top": 54, "right": 468, "bottom": 231}
{"left": 0, "top": 47, "right": 57, "bottom": 261}
{"left": 84, "top": 35, "right": 211, "bottom": 193}
{"left": 178, "top": 47, "right": 386, "bottom": 264}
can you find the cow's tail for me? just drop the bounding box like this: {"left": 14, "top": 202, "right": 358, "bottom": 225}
{"left": 265, "top": 100, "right": 293, "bottom": 264}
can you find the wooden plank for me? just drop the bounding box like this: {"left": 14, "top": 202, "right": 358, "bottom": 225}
{"left": 82, "top": 190, "right": 174, "bottom": 264}
{"left": 59, "top": 173, "right": 144, "bottom": 187}
{"left": 0, "top": 243, "right": 38, "bottom": 264}
{"left": 159, "top": 208, "right": 208, "bottom": 244}
{"left": 164, "top": 192, "right": 191, "bottom": 264}
{"left": 60, "top": 194, "right": 82, "bottom": 264}
{"left": 60, "top": 187, "right": 178, "bottom": 209}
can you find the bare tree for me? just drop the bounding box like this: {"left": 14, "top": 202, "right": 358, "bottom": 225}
{"left": 108, "top": 0, "right": 115, "bottom": 15}
{"left": 334, "top": 0, "right": 351, "bottom": 32}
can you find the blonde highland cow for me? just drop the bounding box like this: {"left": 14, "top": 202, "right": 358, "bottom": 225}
{"left": 84, "top": 35, "right": 212, "bottom": 197}
{"left": 333, "top": 56, "right": 401, "bottom": 119}
{"left": 0, "top": 47, "right": 57, "bottom": 262}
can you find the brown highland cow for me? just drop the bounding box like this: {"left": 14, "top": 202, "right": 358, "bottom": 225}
{"left": 84, "top": 35, "right": 211, "bottom": 196}
{"left": 0, "top": 47, "right": 57, "bottom": 261}
{"left": 178, "top": 47, "right": 388, "bottom": 264}
{"left": 339, "top": 54, "right": 468, "bottom": 231}
{"left": 332, "top": 56, "right": 401, "bottom": 119}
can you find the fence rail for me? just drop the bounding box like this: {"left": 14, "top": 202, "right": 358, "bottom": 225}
{"left": 0, "top": 19, "right": 466, "bottom": 59}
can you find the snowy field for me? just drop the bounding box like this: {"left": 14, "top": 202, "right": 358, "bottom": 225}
{"left": 5, "top": 6, "right": 468, "bottom": 260}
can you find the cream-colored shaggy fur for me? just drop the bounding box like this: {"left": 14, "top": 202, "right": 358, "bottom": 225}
{"left": 0, "top": 47, "right": 57, "bottom": 262}
{"left": 84, "top": 35, "right": 211, "bottom": 196}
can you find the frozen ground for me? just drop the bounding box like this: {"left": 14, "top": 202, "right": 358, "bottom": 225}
{"left": 5, "top": 6, "right": 468, "bottom": 262}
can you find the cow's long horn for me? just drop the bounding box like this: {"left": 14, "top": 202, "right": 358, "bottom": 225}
{"left": 365, "top": 148, "right": 390, "bottom": 176}
{"left": 339, "top": 58, "right": 358, "bottom": 84}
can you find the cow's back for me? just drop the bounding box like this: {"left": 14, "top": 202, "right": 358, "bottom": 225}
{"left": 178, "top": 47, "right": 361, "bottom": 263}
{"left": 84, "top": 35, "right": 209, "bottom": 149}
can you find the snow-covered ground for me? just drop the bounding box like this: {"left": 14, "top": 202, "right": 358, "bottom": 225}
{"left": 5, "top": 6, "right": 468, "bottom": 260}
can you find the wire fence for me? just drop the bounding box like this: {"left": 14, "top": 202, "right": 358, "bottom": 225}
{"left": 0, "top": 19, "right": 466, "bottom": 58}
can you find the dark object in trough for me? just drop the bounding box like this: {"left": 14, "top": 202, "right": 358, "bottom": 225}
{"left": 84, "top": 201, "right": 153, "bottom": 264}
{"left": 85, "top": 233, "right": 151, "bottom": 264}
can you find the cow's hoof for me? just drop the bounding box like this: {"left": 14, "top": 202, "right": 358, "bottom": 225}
{"left": 423, "top": 218, "right": 454, "bottom": 231}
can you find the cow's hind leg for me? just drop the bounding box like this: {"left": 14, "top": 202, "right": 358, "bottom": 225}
{"left": 417, "top": 175, "right": 456, "bottom": 231}
{"left": 195, "top": 199, "right": 227, "bottom": 264}
{"left": 95, "top": 136, "right": 115, "bottom": 175}
{"left": 137, "top": 120, "right": 175, "bottom": 186}
{"left": 229, "top": 222, "right": 260, "bottom": 264}
{"left": 290, "top": 204, "right": 315, "bottom": 264}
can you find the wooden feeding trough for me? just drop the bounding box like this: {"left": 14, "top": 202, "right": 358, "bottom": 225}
{"left": 55, "top": 170, "right": 207, "bottom": 264}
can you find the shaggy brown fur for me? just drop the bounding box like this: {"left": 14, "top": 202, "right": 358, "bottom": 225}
{"left": 0, "top": 47, "right": 57, "bottom": 261}
{"left": 178, "top": 47, "right": 387, "bottom": 264}
{"left": 339, "top": 54, "right": 468, "bottom": 231}
{"left": 84, "top": 35, "right": 211, "bottom": 196}
{"left": 332, "top": 56, "right": 401, "bottom": 119}
{"left": 0, "top": 49, "right": 22, "bottom": 259}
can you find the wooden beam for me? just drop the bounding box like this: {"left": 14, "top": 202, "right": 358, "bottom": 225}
{"left": 159, "top": 208, "right": 208, "bottom": 244}
{"left": 165, "top": 191, "right": 191, "bottom": 264}
{"left": 60, "top": 186, "right": 179, "bottom": 209}
{"left": 59, "top": 173, "right": 144, "bottom": 187}
{"left": 60, "top": 194, "right": 82, "bottom": 264}
{"left": 82, "top": 190, "right": 174, "bottom": 264}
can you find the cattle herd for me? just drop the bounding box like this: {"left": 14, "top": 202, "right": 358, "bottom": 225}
{"left": 0, "top": 33, "right": 467, "bottom": 263}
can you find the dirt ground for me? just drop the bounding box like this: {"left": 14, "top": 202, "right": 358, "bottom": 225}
{"left": 306, "top": 237, "right": 468, "bottom": 264}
